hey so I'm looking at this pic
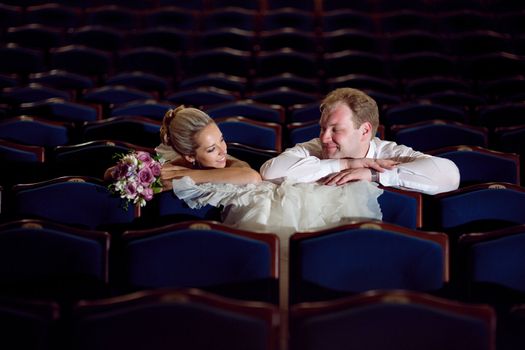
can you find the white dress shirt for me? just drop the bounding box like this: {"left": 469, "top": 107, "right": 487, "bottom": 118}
{"left": 260, "top": 137, "right": 460, "bottom": 195}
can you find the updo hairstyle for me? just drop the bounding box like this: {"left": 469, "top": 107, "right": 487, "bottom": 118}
{"left": 160, "top": 106, "right": 215, "bottom": 156}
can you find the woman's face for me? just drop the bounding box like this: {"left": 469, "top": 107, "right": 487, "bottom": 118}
{"left": 192, "top": 123, "right": 227, "bottom": 168}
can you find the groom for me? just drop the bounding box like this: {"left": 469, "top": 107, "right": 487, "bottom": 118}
{"left": 260, "top": 88, "right": 460, "bottom": 195}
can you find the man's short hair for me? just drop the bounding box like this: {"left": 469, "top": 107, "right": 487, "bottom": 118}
{"left": 320, "top": 88, "right": 379, "bottom": 136}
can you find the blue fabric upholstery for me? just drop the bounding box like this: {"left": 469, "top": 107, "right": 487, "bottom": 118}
{"left": 50, "top": 45, "right": 112, "bottom": 77}
{"left": 0, "top": 224, "right": 106, "bottom": 283}
{"left": 0, "top": 140, "right": 44, "bottom": 163}
{"left": 291, "top": 291, "right": 494, "bottom": 350}
{"left": 123, "top": 229, "right": 272, "bottom": 288}
{"left": 392, "top": 120, "right": 488, "bottom": 152}
{"left": 207, "top": 100, "right": 284, "bottom": 123}
{"left": 216, "top": 118, "right": 281, "bottom": 151}
{"left": 463, "top": 227, "right": 525, "bottom": 292}
{"left": 297, "top": 229, "right": 444, "bottom": 293}
{"left": 288, "top": 123, "right": 320, "bottom": 146}
{"left": 226, "top": 143, "right": 278, "bottom": 171}
{"left": 118, "top": 47, "right": 179, "bottom": 76}
{"left": 13, "top": 177, "right": 135, "bottom": 230}
{"left": 384, "top": 102, "right": 467, "bottom": 126}
{"left": 139, "top": 190, "right": 221, "bottom": 226}
{"left": 29, "top": 69, "right": 94, "bottom": 91}
{"left": 53, "top": 140, "right": 152, "bottom": 179}
{"left": 0, "top": 219, "right": 109, "bottom": 300}
{"left": 2, "top": 84, "right": 70, "bottom": 104}
{"left": 378, "top": 187, "right": 422, "bottom": 229}
{"left": 433, "top": 147, "right": 519, "bottom": 186}
{"left": 82, "top": 116, "right": 161, "bottom": 148}
{"left": 166, "top": 87, "right": 236, "bottom": 107}
{"left": 17, "top": 99, "right": 99, "bottom": 123}
{"left": 72, "top": 289, "right": 278, "bottom": 350}
{"left": 432, "top": 184, "right": 525, "bottom": 231}
{"left": 185, "top": 48, "right": 251, "bottom": 77}
{"left": 110, "top": 99, "right": 172, "bottom": 120}
{"left": 106, "top": 73, "right": 169, "bottom": 96}
{"left": 83, "top": 85, "right": 154, "bottom": 106}
{"left": 0, "top": 116, "right": 70, "bottom": 147}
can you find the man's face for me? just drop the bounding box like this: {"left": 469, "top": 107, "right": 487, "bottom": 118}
{"left": 319, "top": 103, "right": 365, "bottom": 159}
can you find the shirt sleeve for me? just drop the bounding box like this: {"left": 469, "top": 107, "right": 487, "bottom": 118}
{"left": 374, "top": 139, "right": 460, "bottom": 195}
{"left": 260, "top": 139, "right": 341, "bottom": 183}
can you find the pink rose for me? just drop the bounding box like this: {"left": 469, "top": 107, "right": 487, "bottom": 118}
{"left": 136, "top": 151, "right": 153, "bottom": 165}
{"left": 138, "top": 166, "right": 154, "bottom": 187}
{"left": 125, "top": 181, "right": 137, "bottom": 198}
{"left": 142, "top": 187, "right": 154, "bottom": 201}
{"left": 113, "top": 162, "right": 131, "bottom": 179}
{"left": 149, "top": 162, "right": 161, "bottom": 176}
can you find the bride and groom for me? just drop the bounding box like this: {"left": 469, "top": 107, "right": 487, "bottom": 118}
{"left": 116, "top": 88, "right": 460, "bottom": 236}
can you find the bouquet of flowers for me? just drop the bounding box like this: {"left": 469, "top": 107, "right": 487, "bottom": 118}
{"left": 109, "top": 150, "right": 164, "bottom": 208}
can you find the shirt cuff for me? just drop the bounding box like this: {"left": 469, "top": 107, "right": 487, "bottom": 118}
{"left": 377, "top": 168, "right": 399, "bottom": 186}
{"left": 323, "top": 158, "right": 342, "bottom": 174}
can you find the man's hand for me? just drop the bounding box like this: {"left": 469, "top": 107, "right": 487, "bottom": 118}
{"left": 322, "top": 158, "right": 399, "bottom": 185}
{"left": 321, "top": 168, "right": 375, "bottom": 185}
{"left": 341, "top": 158, "right": 399, "bottom": 171}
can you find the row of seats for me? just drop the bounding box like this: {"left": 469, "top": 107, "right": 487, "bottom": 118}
{"left": 2, "top": 175, "right": 525, "bottom": 236}
{"left": 3, "top": 73, "right": 524, "bottom": 113}
{"left": 1, "top": 43, "right": 523, "bottom": 83}
{"left": 1, "top": 130, "right": 523, "bottom": 189}
{"left": 1, "top": 1, "right": 523, "bottom": 31}
{"left": 0, "top": 91, "right": 522, "bottom": 124}
{"left": 2, "top": 175, "right": 417, "bottom": 229}
{"left": 1, "top": 216, "right": 525, "bottom": 305}
{"left": 1, "top": 215, "right": 525, "bottom": 349}
{"left": 3, "top": 287, "right": 512, "bottom": 350}
{"left": 1, "top": 0, "right": 522, "bottom": 10}
{"left": 2, "top": 84, "right": 525, "bottom": 125}
{"left": 3, "top": 24, "right": 525, "bottom": 56}
{"left": 2, "top": 98, "right": 524, "bottom": 148}
{"left": 1, "top": 176, "right": 525, "bottom": 349}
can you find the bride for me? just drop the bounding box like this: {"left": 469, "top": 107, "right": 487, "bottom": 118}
{"left": 158, "top": 106, "right": 389, "bottom": 238}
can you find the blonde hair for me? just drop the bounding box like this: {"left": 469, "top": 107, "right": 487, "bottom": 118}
{"left": 160, "top": 106, "right": 215, "bottom": 156}
{"left": 320, "top": 88, "right": 379, "bottom": 136}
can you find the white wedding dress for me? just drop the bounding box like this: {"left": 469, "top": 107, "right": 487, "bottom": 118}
{"left": 172, "top": 177, "right": 383, "bottom": 240}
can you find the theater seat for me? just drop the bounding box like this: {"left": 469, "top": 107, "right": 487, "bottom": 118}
{"left": 11, "top": 176, "right": 136, "bottom": 231}
{"left": 428, "top": 145, "right": 520, "bottom": 186}
{"left": 119, "top": 221, "right": 279, "bottom": 303}
{"left": 0, "top": 219, "right": 110, "bottom": 301}
{"left": 71, "top": 288, "right": 279, "bottom": 350}
{"left": 290, "top": 220, "right": 447, "bottom": 303}
{"left": 290, "top": 290, "right": 495, "bottom": 350}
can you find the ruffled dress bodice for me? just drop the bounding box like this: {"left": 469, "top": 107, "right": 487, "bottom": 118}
{"left": 172, "top": 177, "right": 383, "bottom": 239}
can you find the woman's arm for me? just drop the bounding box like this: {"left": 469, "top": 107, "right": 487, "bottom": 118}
{"left": 160, "top": 156, "right": 261, "bottom": 190}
